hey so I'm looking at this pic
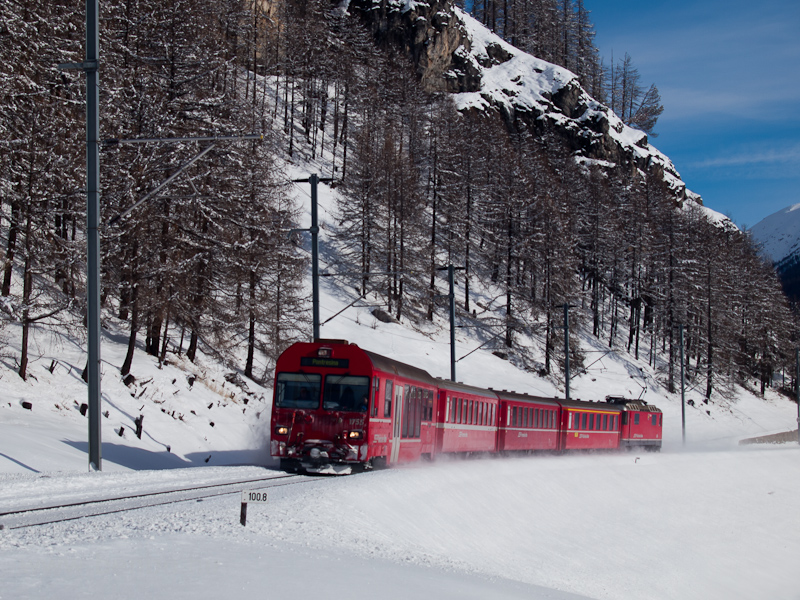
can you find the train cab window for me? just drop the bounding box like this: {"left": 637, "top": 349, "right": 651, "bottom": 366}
{"left": 371, "top": 378, "right": 380, "bottom": 417}
{"left": 275, "top": 373, "right": 321, "bottom": 409}
{"left": 324, "top": 375, "right": 370, "bottom": 412}
{"left": 634, "top": 413, "right": 640, "bottom": 425}
{"left": 384, "top": 380, "right": 394, "bottom": 418}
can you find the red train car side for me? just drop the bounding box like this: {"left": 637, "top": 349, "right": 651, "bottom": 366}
{"left": 436, "top": 381, "right": 499, "bottom": 455}
{"left": 495, "top": 391, "right": 561, "bottom": 453}
{"left": 559, "top": 400, "right": 623, "bottom": 451}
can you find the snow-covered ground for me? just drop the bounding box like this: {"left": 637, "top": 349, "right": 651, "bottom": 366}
{"left": 2, "top": 26, "right": 799, "bottom": 597}
{"left": 2, "top": 242, "right": 799, "bottom": 599}
{"left": 2, "top": 169, "right": 799, "bottom": 600}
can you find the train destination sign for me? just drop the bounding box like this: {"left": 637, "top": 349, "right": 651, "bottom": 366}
{"left": 300, "top": 357, "right": 349, "bottom": 368}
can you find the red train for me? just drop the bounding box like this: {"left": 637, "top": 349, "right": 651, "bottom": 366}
{"left": 270, "top": 340, "right": 663, "bottom": 473}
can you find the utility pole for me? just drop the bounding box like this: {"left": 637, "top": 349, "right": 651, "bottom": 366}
{"left": 86, "top": 0, "right": 101, "bottom": 472}
{"left": 292, "top": 175, "right": 333, "bottom": 342}
{"left": 59, "top": 0, "right": 101, "bottom": 471}
{"left": 437, "top": 265, "right": 464, "bottom": 382}
{"left": 564, "top": 304, "right": 570, "bottom": 401}
{"left": 447, "top": 265, "right": 457, "bottom": 382}
{"left": 680, "top": 324, "right": 686, "bottom": 446}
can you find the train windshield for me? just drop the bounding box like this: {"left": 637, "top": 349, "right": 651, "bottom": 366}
{"left": 275, "top": 373, "right": 321, "bottom": 409}
{"left": 323, "top": 375, "right": 370, "bottom": 412}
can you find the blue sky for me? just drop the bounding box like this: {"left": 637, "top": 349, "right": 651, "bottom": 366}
{"left": 584, "top": 0, "right": 800, "bottom": 228}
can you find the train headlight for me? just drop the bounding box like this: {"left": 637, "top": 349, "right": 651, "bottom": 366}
{"left": 275, "top": 426, "right": 289, "bottom": 436}
{"left": 347, "top": 430, "right": 364, "bottom": 440}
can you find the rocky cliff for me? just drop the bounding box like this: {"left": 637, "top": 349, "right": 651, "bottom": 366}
{"left": 345, "top": 0, "right": 706, "bottom": 211}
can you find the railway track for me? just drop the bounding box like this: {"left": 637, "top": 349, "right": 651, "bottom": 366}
{"left": 0, "top": 471, "right": 318, "bottom": 530}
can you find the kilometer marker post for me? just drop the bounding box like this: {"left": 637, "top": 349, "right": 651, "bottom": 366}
{"left": 240, "top": 490, "right": 269, "bottom": 526}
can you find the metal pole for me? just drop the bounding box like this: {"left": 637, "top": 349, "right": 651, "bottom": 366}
{"left": 449, "top": 265, "right": 456, "bottom": 382}
{"left": 310, "top": 174, "right": 320, "bottom": 342}
{"left": 796, "top": 348, "right": 799, "bottom": 445}
{"left": 564, "top": 304, "right": 570, "bottom": 401}
{"left": 86, "top": 0, "right": 102, "bottom": 472}
{"left": 680, "top": 324, "right": 686, "bottom": 446}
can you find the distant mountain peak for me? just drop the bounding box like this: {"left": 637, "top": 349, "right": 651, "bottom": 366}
{"left": 749, "top": 203, "right": 800, "bottom": 264}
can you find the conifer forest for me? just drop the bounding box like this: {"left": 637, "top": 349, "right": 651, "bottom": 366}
{"left": 1, "top": 0, "right": 795, "bottom": 400}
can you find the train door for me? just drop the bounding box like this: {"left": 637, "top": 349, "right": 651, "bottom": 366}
{"left": 390, "top": 384, "right": 404, "bottom": 464}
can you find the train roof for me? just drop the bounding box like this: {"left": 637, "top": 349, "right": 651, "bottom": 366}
{"left": 362, "top": 348, "right": 439, "bottom": 387}
{"left": 435, "top": 379, "right": 499, "bottom": 398}
{"left": 605, "top": 396, "right": 662, "bottom": 412}
{"left": 558, "top": 398, "right": 623, "bottom": 412}
{"left": 492, "top": 389, "right": 562, "bottom": 406}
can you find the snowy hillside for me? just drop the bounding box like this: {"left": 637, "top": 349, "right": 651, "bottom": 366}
{"left": 749, "top": 202, "right": 800, "bottom": 263}
{"left": 3, "top": 149, "right": 800, "bottom": 599}
{"left": 2, "top": 6, "right": 799, "bottom": 596}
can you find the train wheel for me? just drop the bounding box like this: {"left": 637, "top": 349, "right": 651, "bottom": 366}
{"left": 280, "top": 458, "right": 300, "bottom": 473}
{"left": 369, "top": 456, "right": 388, "bottom": 470}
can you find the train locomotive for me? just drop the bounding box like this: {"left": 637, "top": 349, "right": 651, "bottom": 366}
{"left": 270, "top": 340, "right": 663, "bottom": 473}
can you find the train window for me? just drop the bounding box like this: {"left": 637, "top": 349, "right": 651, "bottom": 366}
{"left": 371, "top": 378, "right": 380, "bottom": 417}
{"left": 603, "top": 414, "right": 608, "bottom": 430}
{"left": 581, "top": 413, "right": 588, "bottom": 430}
{"left": 512, "top": 406, "right": 518, "bottom": 427}
{"left": 384, "top": 380, "right": 393, "bottom": 418}
{"left": 589, "top": 413, "right": 595, "bottom": 430}
{"left": 634, "top": 413, "right": 640, "bottom": 425}
{"left": 479, "top": 402, "right": 485, "bottom": 426}
{"left": 275, "top": 373, "right": 321, "bottom": 409}
{"left": 323, "top": 375, "right": 370, "bottom": 412}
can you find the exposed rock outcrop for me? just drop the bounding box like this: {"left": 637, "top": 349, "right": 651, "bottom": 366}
{"left": 343, "top": 0, "right": 704, "bottom": 210}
